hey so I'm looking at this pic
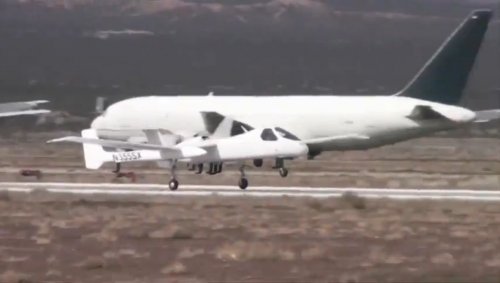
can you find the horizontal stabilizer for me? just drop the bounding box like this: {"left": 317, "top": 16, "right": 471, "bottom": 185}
{"left": 474, "top": 109, "right": 500, "bottom": 123}
{"left": 407, "top": 105, "right": 448, "bottom": 120}
{"left": 48, "top": 135, "right": 206, "bottom": 158}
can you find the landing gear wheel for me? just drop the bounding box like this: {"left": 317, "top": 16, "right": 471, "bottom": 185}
{"left": 238, "top": 178, "right": 249, "bottom": 190}
{"left": 279, "top": 167, "right": 289, "bottom": 178}
{"left": 168, "top": 179, "right": 179, "bottom": 191}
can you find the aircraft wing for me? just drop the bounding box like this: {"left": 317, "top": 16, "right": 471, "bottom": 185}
{"left": 0, "top": 100, "right": 49, "bottom": 111}
{"left": 47, "top": 135, "right": 203, "bottom": 153}
{"left": 0, "top": 109, "right": 50, "bottom": 118}
{"left": 303, "top": 134, "right": 370, "bottom": 145}
{"left": 0, "top": 99, "right": 50, "bottom": 117}
{"left": 474, "top": 109, "right": 500, "bottom": 123}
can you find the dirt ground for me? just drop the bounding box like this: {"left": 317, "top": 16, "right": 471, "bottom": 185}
{"left": 1, "top": 193, "right": 500, "bottom": 283}
{"left": 1, "top": 133, "right": 500, "bottom": 282}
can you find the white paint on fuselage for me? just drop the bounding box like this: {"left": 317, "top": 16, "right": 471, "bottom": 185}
{"left": 91, "top": 95, "right": 475, "bottom": 151}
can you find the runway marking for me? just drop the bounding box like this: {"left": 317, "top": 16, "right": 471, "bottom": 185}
{"left": 1, "top": 182, "right": 500, "bottom": 201}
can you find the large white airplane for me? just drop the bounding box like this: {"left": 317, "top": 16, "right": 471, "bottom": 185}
{"left": 0, "top": 100, "right": 50, "bottom": 117}
{"left": 50, "top": 10, "right": 500, "bottom": 190}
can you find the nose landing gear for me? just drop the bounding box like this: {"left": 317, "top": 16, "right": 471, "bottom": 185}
{"left": 278, "top": 167, "right": 289, "bottom": 178}
{"left": 273, "top": 158, "right": 289, "bottom": 178}
{"left": 168, "top": 179, "right": 179, "bottom": 191}
{"left": 238, "top": 165, "right": 249, "bottom": 190}
{"left": 168, "top": 163, "right": 179, "bottom": 191}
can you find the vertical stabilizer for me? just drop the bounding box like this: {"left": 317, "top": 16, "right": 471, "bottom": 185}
{"left": 397, "top": 10, "right": 492, "bottom": 104}
{"left": 81, "top": 129, "right": 109, "bottom": 169}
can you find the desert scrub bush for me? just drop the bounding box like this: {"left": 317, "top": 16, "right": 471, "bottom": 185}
{"left": 304, "top": 198, "right": 335, "bottom": 212}
{"left": 215, "top": 241, "right": 296, "bottom": 261}
{"left": 340, "top": 191, "right": 366, "bottom": 210}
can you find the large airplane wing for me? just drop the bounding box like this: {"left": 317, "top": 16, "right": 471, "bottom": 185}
{"left": 0, "top": 109, "right": 50, "bottom": 118}
{"left": 303, "top": 134, "right": 370, "bottom": 145}
{"left": 0, "top": 100, "right": 50, "bottom": 117}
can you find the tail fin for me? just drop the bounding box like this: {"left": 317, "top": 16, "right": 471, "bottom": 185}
{"left": 81, "top": 129, "right": 111, "bottom": 169}
{"left": 396, "top": 9, "right": 492, "bottom": 104}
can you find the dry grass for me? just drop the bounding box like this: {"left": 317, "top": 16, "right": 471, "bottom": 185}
{"left": 1, "top": 194, "right": 500, "bottom": 282}
{"left": 215, "top": 241, "right": 296, "bottom": 261}
{"left": 81, "top": 228, "right": 118, "bottom": 243}
{"left": 75, "top": 256, "right": 118, "bottom": 270}
{"left": 0, "top": 270, "right": 31, "bottom": 283}
{"left": 300, "top": 246, "right": 329, "bottom": 260}
{"left": 178, "top": 248, "right": 205, "bottom": 259}
{"left": 148, "top": 225, "right": 194, "bottom": 240}
{"left": 161, "top": 262, "right": 188, "bottom": 275}
{"left": 340, "top": 191, "right": 367, "bottom": 210}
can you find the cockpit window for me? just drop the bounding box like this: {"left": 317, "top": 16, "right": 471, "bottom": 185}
{"left": 260, "top": 128, "right": 278, "bottom": 141}
{"left": 274, "top": 127, "right": 300, "bottom": 140}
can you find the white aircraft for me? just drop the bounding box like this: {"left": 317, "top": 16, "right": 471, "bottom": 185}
{"left": 0, "top": 100, "right": 50, "bottom": 117}
{"left": 49, "top": 10, "right": 500, "bottom": 190}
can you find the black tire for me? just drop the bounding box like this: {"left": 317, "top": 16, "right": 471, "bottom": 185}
{"left": 238, "top": 178, "right": 249, "bottom": 190}
{"left": 169, "top": 179, "right": 179, "bottom": 191}
{"left": 253, "top": 159, "right": 263, "bottom": 167}
{"left": 279, "top": 168, "right": 289, "bottom": 178}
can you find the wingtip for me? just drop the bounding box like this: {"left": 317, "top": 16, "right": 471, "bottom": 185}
{"left": 470, "top": 9, "right": 493, "bottom": 20}
{"left": 46, "top": 137, "right": 73, "bottom": 144}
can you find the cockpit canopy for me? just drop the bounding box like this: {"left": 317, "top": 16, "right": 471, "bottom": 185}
{"left": 260, "top": 128, "right": 300, "bottom": 141}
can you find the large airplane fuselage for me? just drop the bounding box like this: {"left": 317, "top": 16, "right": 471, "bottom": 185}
{"left": 91, "top": 95, "right": 475, "bottom": 152}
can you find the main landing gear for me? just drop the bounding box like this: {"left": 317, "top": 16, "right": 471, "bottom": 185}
{"left": 168, "top": 163, "right": 179, "bottom": 191}
{"left": 273, "top": 158, "right": 289, "bottom": 178}
{"left": 207, "top": 162, "right": 223, "bottom": 175}
{"left": 112, "top": 163, "right": 121, "bottom": 174}
{"left": 238, "top": 165, "right": 248, "bottom": 190}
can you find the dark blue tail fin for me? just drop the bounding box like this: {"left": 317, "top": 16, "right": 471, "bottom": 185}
{"left": 397, "top": 10, "right": 492, "bottom": 105}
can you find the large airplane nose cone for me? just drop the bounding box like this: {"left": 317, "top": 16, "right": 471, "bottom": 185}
{"left": 90, "top": 115, "right": 104, "bottom": 129}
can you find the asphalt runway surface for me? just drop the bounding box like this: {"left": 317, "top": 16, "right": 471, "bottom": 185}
{"left": 3, "top": 182, "right": 500, "bottom": 201}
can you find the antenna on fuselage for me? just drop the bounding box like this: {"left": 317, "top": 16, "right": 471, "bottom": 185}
{"left": 208, "top": 91, "right": 214, "bottom": 97}
{"left": 95, "top": 96, "right": 108, "bottom": 114}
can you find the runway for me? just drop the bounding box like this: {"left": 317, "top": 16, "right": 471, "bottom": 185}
{"left": 1, "top": 182, "right": 500, "bottom": 201}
